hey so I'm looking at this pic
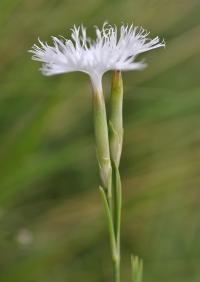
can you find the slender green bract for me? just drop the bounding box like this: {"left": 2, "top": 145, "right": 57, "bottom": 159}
{"left": 92, "top": 71, "right": 143, "bottom": 282}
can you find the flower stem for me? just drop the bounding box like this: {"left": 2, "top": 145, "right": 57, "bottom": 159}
{"left": 112, "top": 163, "right": 122, "bottom": 282}
{"left": 92, "top": 73, "right": 123, "bottom": 282}
{"left": 113, "top": 256, "right": 120, "bottom": 282}
{"left": 99, "top": 179, "right": 121, "bottom": 282}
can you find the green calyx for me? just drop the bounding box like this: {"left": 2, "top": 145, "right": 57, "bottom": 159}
{"left": 92, "top": 89, "right": 112, "bottom": 190}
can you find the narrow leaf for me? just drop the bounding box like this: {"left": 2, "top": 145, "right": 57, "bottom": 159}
{"left": 99, "top": 186, "right": 117, "bottom": 259}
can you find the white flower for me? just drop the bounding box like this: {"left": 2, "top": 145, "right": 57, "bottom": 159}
{"left": 30, "top": 23, "right": 165, "bottom": 91}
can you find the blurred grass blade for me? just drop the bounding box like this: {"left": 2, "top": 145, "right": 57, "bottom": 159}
{"left": 131, "top": 255, "right": 143, "bottom": 282}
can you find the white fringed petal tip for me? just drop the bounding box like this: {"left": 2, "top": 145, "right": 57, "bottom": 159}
{"left": 29, "top": 23, "right": 165, "bottom": 91}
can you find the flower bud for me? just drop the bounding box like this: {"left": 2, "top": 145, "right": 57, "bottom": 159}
{"left": 109, "top": 71, "right": 123, "bottom": 167}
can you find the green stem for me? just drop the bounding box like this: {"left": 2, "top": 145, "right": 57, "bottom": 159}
{"left": 113, "top": 256, "right": 120, "bottom": 282}
{"left": 92, "top": 73, "right": 123, "bottom": 282}
{"left": 113, "top": 164, "right": 122, "bottom": 253}
{"left": 113, "top": 164, "right": 122, "bottom": 282}
{"left": 99, "top": 164, "right": 122, "bottom": 282}
{"left": 99, "top": 182, "right": 121, "bottom": 282}
{"left": 93, "top": 72, "right": 143, "bottom": 282}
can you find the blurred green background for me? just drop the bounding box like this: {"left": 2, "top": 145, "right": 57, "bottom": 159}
{"left": 0, "top": 0, "right": 200, "bottom": 281}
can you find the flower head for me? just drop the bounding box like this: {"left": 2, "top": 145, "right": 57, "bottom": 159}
{"left": 30, "top": 23, "right": 165, "bottom": 91}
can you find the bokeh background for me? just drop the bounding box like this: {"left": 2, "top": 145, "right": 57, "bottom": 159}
{"left": 1, "top": 0, "right": 200, "bottom": 281}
